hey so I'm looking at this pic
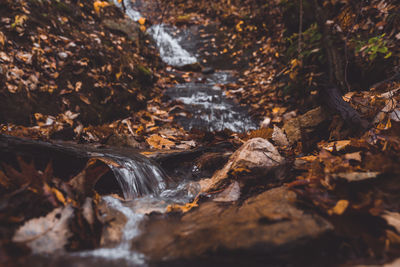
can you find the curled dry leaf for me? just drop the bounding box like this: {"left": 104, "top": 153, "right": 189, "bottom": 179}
{"left": 321, "top": 140, "right": 351, "bottom": 152}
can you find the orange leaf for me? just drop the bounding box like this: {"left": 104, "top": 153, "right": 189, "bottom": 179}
{"left": 146, "top": 134, "right": 175, "bottom": 149}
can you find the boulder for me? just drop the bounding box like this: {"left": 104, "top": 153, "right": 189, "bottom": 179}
{"left": 102, "top": 18, "right": 139, "bottom": 42}
{"left": 132, "top": 187, "right": 333, "bottom": 263}
{"left": 199, "top": 138, "right": 285, "bottom": 192}
{"left": 282, "top": 106, "right": 328, "bottom": 145}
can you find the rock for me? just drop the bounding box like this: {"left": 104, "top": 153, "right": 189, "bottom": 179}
{"left": 272, "top": 125, "right": 289, "bottom": 147}
{"left": 213, "top": 181, "right": 240, "bottom": 202}
{"left": 177, "top": 62, "right": 202, "bottom": 72}
{"left": 201, "top": 67, "right": 215, "bottom": 74}
{"left": 106, "top": 134, "right": 144, "bottom": 149}
{"left": 200, "top": 138, "right": 285, "bottom": 192}
{"left": 97, "top": 198, "right": 128, "bottom": 247}
{"left": 102, "top": 18, "right": 139, "bottom": 41}
{"left": 260, "top": 117, "right": 271, "bottom": 128}
{"left": 331, "top": 171, "right": 380, "bottom": 182}
{"left": 132, "top": 187, "right": 333, "bottom": 262}
{"left": 283, "top": 110, "right": 297, "bottom": 122}
{"left": 13, "top": 205, "right": 74, "bottom": 254}
{"left": 283, "top": 106, "right": 328, "bottom": 145}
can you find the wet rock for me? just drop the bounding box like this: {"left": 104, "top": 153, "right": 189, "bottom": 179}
{"left": 102, "top": 18, "right": 139, "bottom": 41}
{"left": 213, "top": 181, "right": 240, "bottom": 202}
{"left": 260, "top": 117, "right": 271, "bottom": 128}
{"left": 201, "top": 67, "right": 215, "bottom": 74}
{"left": 132, "top": 187, "right": 333, "bottom": 262}
{"left": 282, "top": 106, "right": 329, "bottom": 145}
{"left": 200, "top": 138, "right": 285, "bottom": 192}
{"left": 97, "top": 198, "right": 127, "bottom": 247}
{"left": 177, "top": 62, "right": 202, "bottom": 72}
{"left": 106, "top": 134, "right": 144, "bottom": 149}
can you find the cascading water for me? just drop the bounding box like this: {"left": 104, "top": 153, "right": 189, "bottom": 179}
{"left": 147, "top": 24, "right": 197, "bottom": 67}
{"left": 77, "top": 196, "right": 146, "bottom": 264}
{"left": 83, "top": 148, "right": 169, "bottom": 200}
{"left": 70, "top": 0, "right": 258, "bottom": 264}
{"left": 103, "top": 154, "right": 167, "bottom": 200}
{"left": 167, "top": 71, "right": 258, "bottom": 132}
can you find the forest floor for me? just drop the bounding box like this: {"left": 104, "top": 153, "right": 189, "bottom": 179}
{"left": 1, "top": 0, "right": 400, "bottom": 266}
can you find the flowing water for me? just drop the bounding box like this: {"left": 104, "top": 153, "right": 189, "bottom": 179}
{"left": 43, "top": 0, "right": 258, "bottom": 265}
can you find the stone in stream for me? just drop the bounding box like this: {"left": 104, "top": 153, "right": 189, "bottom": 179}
{"left": 282, "top": 106, "right": 329, "bottom": 145}
{"left": 131, "top": 187, "right": 333, "bottom": 263}
{"left": 102, "top": 18, "right": 139, "bottom": 42}
{"left": 199, "top": 138, "right": 285, "bottom": 193}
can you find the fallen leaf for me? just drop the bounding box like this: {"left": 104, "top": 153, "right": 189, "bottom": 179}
{"left": 321, "top": 140, "right": 351, "bottom": 152}
{"left": 344, "top": 151, "right": 362, "bottom": 162}
{"left": 51, "top": 188, "right": 66, "bottom": 205}
{"left": 382, "top": 211, "right": 400, "bottom": 233}
{"left": 138, "top": 17, "right": 146, "bottom": 25}
{"left": 166, "top": 197, "right": 199, "bottom": 213}
{"left": 329, "top": 199, "right": 349, "bottom": 215}
{"left": 146, "top": 134, "right": 175, "bottom": 149}
{"left": 213, "top": 181, "right": 240, "bottom": 202}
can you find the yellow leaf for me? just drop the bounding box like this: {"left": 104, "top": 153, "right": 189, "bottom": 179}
{"left": 140, "top": 25, "right": 146, "bottom": 32}
{"left": 138, "top": 17, "right": 146, "bottom": 25}
{"left": 329, "top": 199, "right": 349, "bottom": 215}
{"left": 235, "top": 21, "right": 244, "bottom": 32}
{"left": 146, "top": 134, "right": 175, "bottom": 149}
{"left": 93, "top": 1, "right": 110, "bottom": 15}
{"left": 14, "top": 15, "right": 28, "bottom": 27}
{"left": 116, "top": 71, "right": 122, "bottom": 80}
{"left": 51, "top": 188, "right": 66, "bottom": 205}
{"left": 290, "top": 58, "right": 302, "bottom": 68}
{"left": 167, "top": 197, "right": 199, "bottom": 213}
{"left": 377, "top": 118, "right": 392, "bottom": 130}
{"left": 0, "top": 31, "right": 6, "bottom": 47}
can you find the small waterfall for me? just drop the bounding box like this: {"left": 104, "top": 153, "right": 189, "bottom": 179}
{"left": 105, "top": 155, "right": 167, "bottom": 200}
{"left": 116, "top": 0, "right": 197, "bottom": 67}
{"left": 86, "top": 148, "right": 168, "bottom": 200}
{"left": 147, "top": 25, "right": 197, "bottom": 67}
{"left": 113, "top": 0, "right": 142, "bottom": 21}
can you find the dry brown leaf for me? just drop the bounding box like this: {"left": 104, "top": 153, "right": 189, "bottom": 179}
{"left": 344, "top": 151, "right": 362, "bottom": 162}
{"left": 321, "top": 140, "right": 351, "bottom": 152}
{"left": 382, "top": 211, "right": 400, "bottom": 233}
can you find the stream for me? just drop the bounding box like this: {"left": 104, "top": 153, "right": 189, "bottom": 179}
{"left": 24, "top": 0, "right": 258, "bottom": 265}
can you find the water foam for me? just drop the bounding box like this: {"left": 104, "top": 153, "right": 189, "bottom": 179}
{"left": 77, "top": 196, "right": 146, "bottom": 265}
